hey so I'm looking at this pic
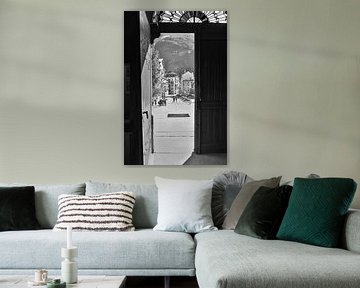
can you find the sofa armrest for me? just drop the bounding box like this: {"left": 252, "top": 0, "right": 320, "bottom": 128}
{"left": 342, "top": 209, "right": 360, "bottom": 253}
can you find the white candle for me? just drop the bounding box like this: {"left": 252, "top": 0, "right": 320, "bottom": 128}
{"left": 67, "top": 225, "right": 72, "bottom": 249}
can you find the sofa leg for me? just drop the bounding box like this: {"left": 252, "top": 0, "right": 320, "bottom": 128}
{"left": 164, "top": 276, "right": 170, "bottom": 288}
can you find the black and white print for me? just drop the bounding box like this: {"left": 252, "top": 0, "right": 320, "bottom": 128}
{"left": 124, "top": 11, "right": 227, "bottom": 165}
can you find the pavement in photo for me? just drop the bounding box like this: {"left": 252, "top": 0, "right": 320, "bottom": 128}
{"left": 149, "top": 100, "right": 194, "bottom": 165}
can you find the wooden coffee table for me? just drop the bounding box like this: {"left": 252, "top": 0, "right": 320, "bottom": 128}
{"left": 0, "top": 275, "right": 126, "bottom": 288}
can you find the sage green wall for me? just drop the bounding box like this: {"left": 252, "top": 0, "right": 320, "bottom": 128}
{"left": 0, "top": 0, "right": 359, "bottom": 207}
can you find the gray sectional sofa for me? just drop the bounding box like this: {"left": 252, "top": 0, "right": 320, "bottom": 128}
{"left": 1, "top": 181, "right": 360, "bottom": 288}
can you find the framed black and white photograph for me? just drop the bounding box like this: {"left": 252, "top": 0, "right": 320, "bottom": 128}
{"left": 124, "top": 11, "right": 227, "bottom": 165}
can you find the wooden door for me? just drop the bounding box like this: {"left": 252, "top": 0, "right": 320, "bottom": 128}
{"left": 195, "top": 24, "right": 227, "bottom": 154}
{"left": 124, "top": 11, "right": 153, "bottom": 165}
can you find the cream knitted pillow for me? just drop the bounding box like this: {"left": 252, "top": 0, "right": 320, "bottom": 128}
{"left": 53, "top": 192, "right": 135, "bottom": 231}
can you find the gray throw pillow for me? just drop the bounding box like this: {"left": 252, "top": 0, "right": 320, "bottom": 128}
{"left": 211, "top": 171, "right": 250, "bottom": 228}
{"left": 222, "top": 176, "right": 281, "bottom": 230}
{"left": 283, "top": 173, "right": 320, "bottom": 186}
{"left": 153, "top": 177, "right": 217, "bottom": 233}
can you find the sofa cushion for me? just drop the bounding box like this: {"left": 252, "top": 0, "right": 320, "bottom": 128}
{"left": 86, "top": 181, "right": 158, "bottom": 229}
{"left": 212, "top": 171, "right": 249, "bottom": 228}
{"left": 342, "top": 209, "right": 360, "bottom": 253}
{"left": 234, "top": 185, "right": 292, "bottom": 239}
{"left": 0, "top": 229, "right": 195, "bottom": 272}
{"left": 195, "top": 230, "right": 360, "bottom": 288}
{"left": 153, "top": 177, "right": 216, "bottom": 233}
{"left": 277, "top": 178, "right": 357, "bottom": 247}
{"left": 53, "top": 192, "right": 136, "bottom": 232}
{"left": 0, "top": 186, "right": 40, "bottom": 231}
{"left": 222, "top": 176, "right": 281, "bottom": 229}
{"left": 0, "top": 183, "right": 86, "bottom": 229}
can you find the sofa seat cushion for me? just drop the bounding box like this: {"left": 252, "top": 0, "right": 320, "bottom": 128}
{"left": 0, "top": 229, "right": 195, "bottom": 271}
{"left": 195, "top": 230, "right": 360, "bottom": 288}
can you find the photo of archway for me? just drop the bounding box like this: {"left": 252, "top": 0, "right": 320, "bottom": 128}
{"left": 124, "top": 11, "right": 227, "bottom": 165}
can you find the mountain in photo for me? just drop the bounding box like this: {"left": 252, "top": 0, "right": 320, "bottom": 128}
{"left": 154, "top": 34, "right": 194, "bottom": 75}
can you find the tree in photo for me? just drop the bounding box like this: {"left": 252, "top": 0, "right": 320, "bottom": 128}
{"left": 151, "top": 45, "right": 165, "bottom": 105}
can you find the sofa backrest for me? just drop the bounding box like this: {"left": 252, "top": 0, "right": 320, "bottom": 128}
{"left": 0, "top": 183, "right": 86, "bottom": 229}
{"left": 86, "top": 181, "right": 158, "bottom": 229}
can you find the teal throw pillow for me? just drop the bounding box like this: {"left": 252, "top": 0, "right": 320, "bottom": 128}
{"left": 277, "top": 178, "right": 357, "bottom": 247}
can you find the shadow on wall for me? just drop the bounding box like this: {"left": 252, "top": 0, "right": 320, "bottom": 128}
{"left": 0, "top": 99, "right": 123, "bottom": 181}
{"left": 0, "top": 0, "right": 123, "bottom": 113}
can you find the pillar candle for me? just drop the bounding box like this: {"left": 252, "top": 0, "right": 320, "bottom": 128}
{"left": 67, "top": 225, "right": 72, "bottom": 249}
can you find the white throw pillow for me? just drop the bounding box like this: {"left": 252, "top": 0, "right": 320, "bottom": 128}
{"left": 153, "top": 177, "right": 217, "bottom": 233}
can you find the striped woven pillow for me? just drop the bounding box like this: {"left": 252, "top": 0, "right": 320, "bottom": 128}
{"left": 53, "top": 192, "right": 136, "bottom": 231}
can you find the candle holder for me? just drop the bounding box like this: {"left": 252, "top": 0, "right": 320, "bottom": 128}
{"left": 61, "top": 247, "right": 78, "bottom": 284}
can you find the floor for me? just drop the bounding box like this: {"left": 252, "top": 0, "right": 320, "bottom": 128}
{"left": 183, "top": 152, "right": 227, "bottom": 165}
{"left": 148, "top": 100, "right": 227, "bottom": 166}
{"left": 149, "top": 101, "right": 194, "bottom": 165}
{"left": 126, "top": 276, "right": 199, "bottom": 288}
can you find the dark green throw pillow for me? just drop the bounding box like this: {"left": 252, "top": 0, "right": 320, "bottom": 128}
{"left": 234, "top": 185, "right": 292, "bottom": 239}
{"left": 277, "top": 178, "right": 357, "bottom": 247}
{"left": 0, "top": 186, "right": 41, "bottom": 231}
